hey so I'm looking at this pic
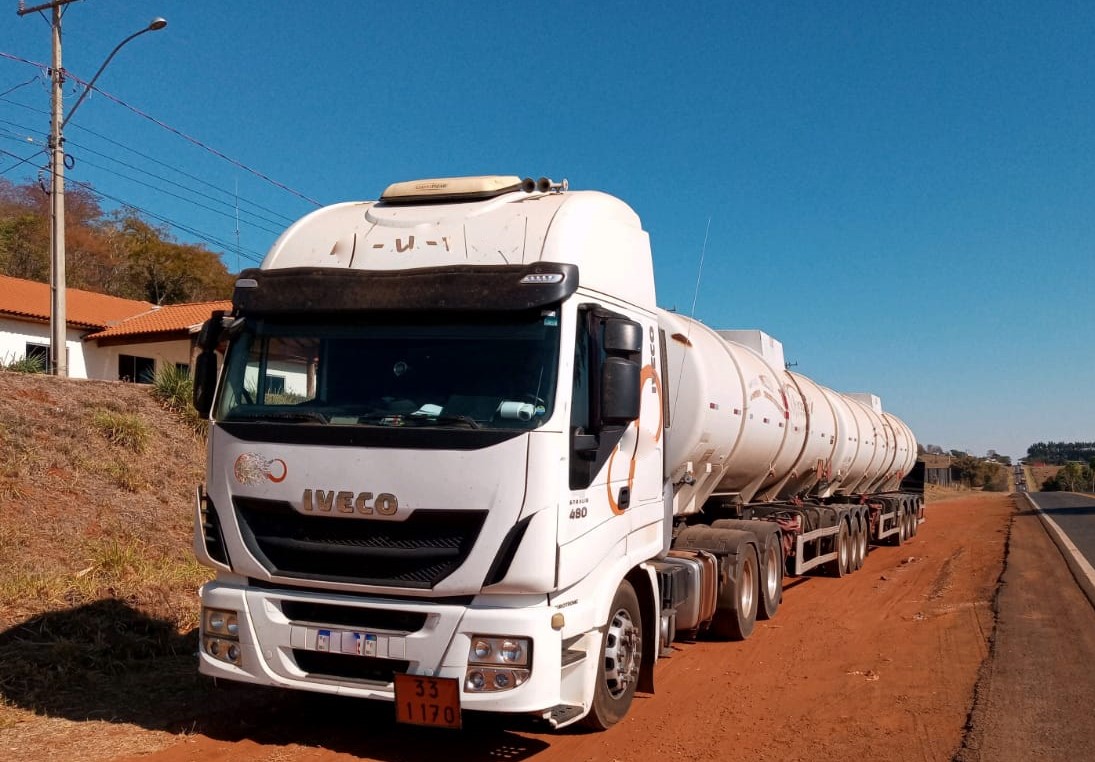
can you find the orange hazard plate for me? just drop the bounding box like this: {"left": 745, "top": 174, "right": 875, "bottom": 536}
{"left": 394, "top": 673, "right": 462, "bottom": 729}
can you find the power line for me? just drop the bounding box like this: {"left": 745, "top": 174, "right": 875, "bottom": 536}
{"left": 69, "top": 122, "right": 298, "bottom": 224}
{"left": 0, "top": 103, "right": 298, "bottom": 225}
{"left": 0, "top": 145, "right": 45, "bottom": 175}
{"left": 1, "top": 126, "right": 276, "bottom": 261}
{"left": 0, "top": 75, "right": 41, "bottom": 99}
{"left": 73, "top": 153, "right": 284, "bottom": 236}
{"left": 68, "top": 177, "right": 266, "bottom": 264}
{"left": 1, "top": 52, "right": 322, "bottom": 207}
{"left": 70, "top": 142, "right": 292, "bottom": 230}
{"left": 0, "top": 118, "right": 292, "bottom": 237}
{"left": 63, "top": 69, "right": 324, "bottom": 207}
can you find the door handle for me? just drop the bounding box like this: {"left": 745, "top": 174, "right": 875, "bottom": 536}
{"left": 617, "top": 486, "right": 631, "bottom": 511}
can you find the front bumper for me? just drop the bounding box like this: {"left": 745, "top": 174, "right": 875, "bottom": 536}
{"left": 198, "top": 580, "right": 594, "bottom": 716}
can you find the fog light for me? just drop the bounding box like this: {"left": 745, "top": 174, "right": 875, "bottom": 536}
{"left": 208, "top": 638, "right": 221, "bottom": 656}
{"left": 227, "top": 643, "right": 241, "bottom": 663}
{"left": 494, "top": 672, "right": 511, "bottom": 689}
{"left": 466, "top": 671, "right": 486, "bottom": 691}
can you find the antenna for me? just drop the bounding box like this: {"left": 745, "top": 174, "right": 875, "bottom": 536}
{"left": 671, "top": 217, "right": 712, "bottom": 420}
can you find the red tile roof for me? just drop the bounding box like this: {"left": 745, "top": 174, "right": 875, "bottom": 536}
{"left": 84, "top": 300, "right": 233, "bottom": 340}
{"left": 0, "top": 274, "right": 152, "bottom": 329}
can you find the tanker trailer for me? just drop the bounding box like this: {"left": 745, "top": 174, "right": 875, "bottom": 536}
{"left": 653, "top": 312, "right": 923, "bottom": 647}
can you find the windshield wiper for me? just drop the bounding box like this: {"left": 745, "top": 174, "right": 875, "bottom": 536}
{"left": 408, "top": 414, "right": 482, "bottom": 429}
{"left": 227, "top": 410, "right": 329, "bottom": 424}
{"left": 352, "top": 412, "right": 482, "bottom": 429}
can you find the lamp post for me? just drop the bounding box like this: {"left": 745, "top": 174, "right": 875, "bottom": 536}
{"left": 18, "top": 1, "right": 166, "bottom": 376}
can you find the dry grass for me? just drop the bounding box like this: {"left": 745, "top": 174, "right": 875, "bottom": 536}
{"left": 0, "top": 372, "right": 223, "bottom": 759}
{"left": 1024, "top": 464, "right": 1061, "bottom": 492}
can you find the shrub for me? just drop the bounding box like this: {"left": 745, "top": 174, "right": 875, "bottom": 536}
{"left": 90, "top": 410, "right": 151, "bottom": 452}
{"left": 0, "top": 352, "right": 47, "bottom": 374}
{"left": 151, "top": 364, "right": 206, "bottom": 434}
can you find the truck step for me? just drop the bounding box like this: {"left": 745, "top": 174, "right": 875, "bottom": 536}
{"left": 545, "top": 704, "right": 585, "bottom": 728}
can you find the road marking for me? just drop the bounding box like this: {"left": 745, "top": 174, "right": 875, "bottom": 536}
{"left": 1022, "top": 492, "right": 1095, "bottom": 591}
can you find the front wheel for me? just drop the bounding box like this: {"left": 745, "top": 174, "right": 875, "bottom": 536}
{"left": 582, "top": 580, "right": 642, "bottom": 730}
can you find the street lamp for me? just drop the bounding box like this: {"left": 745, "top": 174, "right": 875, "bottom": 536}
{"left": 18, "top": 2, "right": 167, "bottom": 376}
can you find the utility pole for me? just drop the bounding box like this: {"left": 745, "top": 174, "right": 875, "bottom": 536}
{"left": 17, "top": 2, "right": 165, "bottom": 377}
{"left": 18, "top": 0, "right": 79, "bottom": 376}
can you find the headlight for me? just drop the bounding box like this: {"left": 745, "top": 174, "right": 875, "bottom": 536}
{"left": 472, "top": 640, "right": 492, "bottom": 660}
{"left": 500, "top": 640, "right": 523, "bottom": 663}
{"left": 465, "top": 635, "right": 531, "bottom": 692}
{"left": 203, "top": 608, "right": 239, "bottom": 638}
{"left": 202, "top": 607, "right": 242, "bottom": 666}
{"left": 467, "top": 636, "right": 530, "bottom": 667}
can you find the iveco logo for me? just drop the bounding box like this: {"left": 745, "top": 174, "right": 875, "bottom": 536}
{"left": 301, "top": 489, "right": 399, "bottom": 516}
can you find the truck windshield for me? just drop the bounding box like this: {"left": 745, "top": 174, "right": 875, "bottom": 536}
{"left": 214, "top": 309, "right": 561, "bottom": 430}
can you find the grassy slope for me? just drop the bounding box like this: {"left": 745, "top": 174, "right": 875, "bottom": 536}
{"left": 0, "top": 371, "right": 219, "bottom": 748}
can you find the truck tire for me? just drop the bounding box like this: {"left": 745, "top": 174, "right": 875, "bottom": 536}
{"left": 710, "top": 544, "right": 758, "bottom": 640}
{"left": 849, "top": 517, "right": 863, "bottom": 572}
{"left": 581, "top": 580, "right": 642, "bottom": 730}
{"left": 825, "top": 520, "right": 850, "bottom": 577}
{"left": 909, "top": 506, "right": 919, "bottom": 537}
{"left": 758, "top": 533, "right": 782, "bottom": 620}
{"left": 886, "top": 506, "right": 902, "bottom": 547}
{"left": 856, "top": 514, "right": 869, "bottom": 568}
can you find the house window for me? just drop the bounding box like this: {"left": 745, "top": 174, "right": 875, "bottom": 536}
{"left": 119, "top": 354, "right": 155, "bottom": 384}
{"left": 175, "top": 362, "right": 190, "bottom": 376}
{"left": 265, "top": 374, "right": 286, "bottom": 395}
{"left": 25, "top": 343, "right": 49, "bottom": 367}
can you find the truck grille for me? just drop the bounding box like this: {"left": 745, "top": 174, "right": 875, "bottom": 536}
{"left": 233, "top": 497, "right": 487, "bottom": 588}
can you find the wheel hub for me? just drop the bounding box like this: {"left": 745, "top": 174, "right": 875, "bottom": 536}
{"left": 603, "top": 607, "right": 641, "bottom": 699}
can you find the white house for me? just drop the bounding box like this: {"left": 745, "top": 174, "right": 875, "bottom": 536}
{"left": 0, "top": 274, "right": 230, "bottom": 382}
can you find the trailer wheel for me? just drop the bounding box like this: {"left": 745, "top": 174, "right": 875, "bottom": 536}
{"left": 849, "top": 518, "right": 863, "bottom": 572}
{"left": 856, "top": 515, "right": 869, "bottom": 568}
{"left": 896, "top": 507, "right": 907, "bottom": 546}
{"left": 711, "top": 544, "right": 758, "bottom": 640}
{"left": 758, "top": 534, "right": 782, "bottom": 620}
{"left": 582, "top": 580, "right": 642, "bottom": 730}
{"left": 826, "top": 521, "right": 851, "bottom": 577}
{"left": 909, "top": 506, "right": 919, "bottom": 537}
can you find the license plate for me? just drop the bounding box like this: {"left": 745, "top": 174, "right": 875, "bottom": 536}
{"left": 394, "top": 673, "right": 461, "bottom": 729}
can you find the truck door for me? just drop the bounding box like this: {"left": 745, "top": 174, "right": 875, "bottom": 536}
{"left": 567, "top": 304, "right": 662, "bottom": 539}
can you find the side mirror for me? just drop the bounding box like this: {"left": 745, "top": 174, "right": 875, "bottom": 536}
{"left": 604, "top": 319, "right": 643, "bottom": 354}
{"left": 600, "top": 357, "right": 641, "bottom": 425}
{"left": 192, "top": 313, "right": 226, "bottom": 418}
{"left": 193, "top": 350, "right": 218, "bottom": 418}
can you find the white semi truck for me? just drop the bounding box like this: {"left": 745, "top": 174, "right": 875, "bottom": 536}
{"left": 191, "top": 175, "right": 923, "bottom": 731}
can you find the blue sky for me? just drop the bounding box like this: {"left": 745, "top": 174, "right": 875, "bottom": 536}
{"left": 2, "top": 1, "right": 1093, "bottom": 460}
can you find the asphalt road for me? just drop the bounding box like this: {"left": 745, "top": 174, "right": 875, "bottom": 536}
{"left": 1025, "top": 491, "right": 1095, "bottom": 569}
{"left": 955, "top": 493, "right": 1095, "bottom": 761}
